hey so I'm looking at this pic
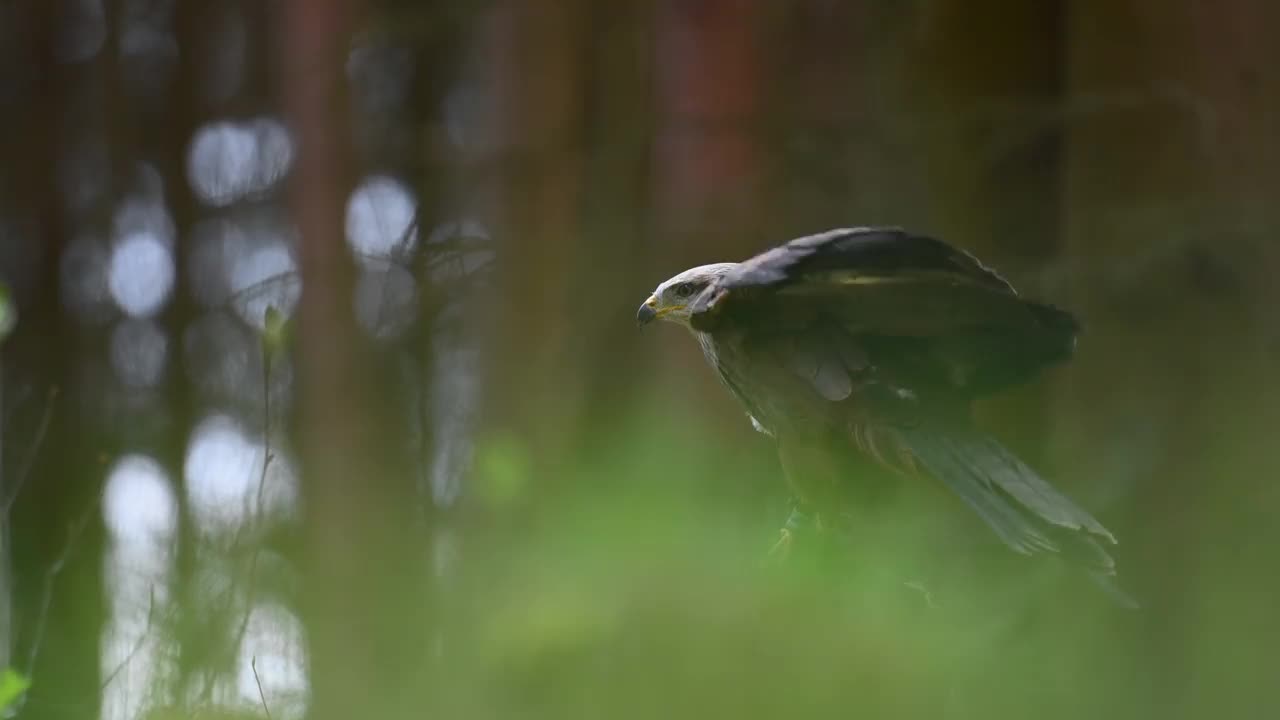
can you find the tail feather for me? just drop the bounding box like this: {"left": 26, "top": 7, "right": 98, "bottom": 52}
{"left": 929, "top": 434, "right": 1057, "bottom": 555}
{"left": 890, "top": 424, "right": 1136, "bottom": 607}
{"left": 972, "top": 434, "right": 1115, "bottom": 543}
{"left": 1089, "top": 569, "right": 1141, "bottom": 610}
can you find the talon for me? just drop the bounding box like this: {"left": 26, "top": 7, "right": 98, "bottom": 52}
{"left": 784, "top": 507, "right": 810, "bottom": 532}
{"left": 904, "top": 580, "right": 938, "bottom": 609}
{"left": 767, "top": 527, "right": 793, "bottom": 562}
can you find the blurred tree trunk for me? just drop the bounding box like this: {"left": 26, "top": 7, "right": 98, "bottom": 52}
{"left": 480, "top": 0, "right": 588, "bottom": 483}
{"left": 281, "top": 2, "right": 431, "bottom": 718}
{"left": 652, "top": 0, "right": 766, "bottom": 256}
{"left": 163, "top": 0, "right": 216, "bottom": 697}
{"left": 769, "top": 3, "right": 921, "bottom": 230}
{"left": 5, "top": 3, "right": 104, "bottom": 717}
{"left": 905, "top": 0, "right": 1067, "bottom": 454}
{"left": 1059, "top": 3, "right": 1280, "bottom": 718}
{"left": 649, "top": 0, "right": 769, "bottom": 415}
{"left": 908, "top": 1, "right": 1064, "bottom": 257}
{"left": 573, "top": 0, "right": 658, "bottom": 448}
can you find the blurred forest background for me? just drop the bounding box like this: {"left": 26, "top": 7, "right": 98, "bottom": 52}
{"left": 2, "top": 1, "right": 1279, "bottom": 719}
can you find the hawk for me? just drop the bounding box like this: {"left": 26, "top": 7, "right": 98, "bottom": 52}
{"left": 638, "top": 227, "right": 1132, "bottom": 605}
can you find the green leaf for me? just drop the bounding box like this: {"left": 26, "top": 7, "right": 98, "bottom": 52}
{"left": 0, "top": 668, "right": 31, "bottom": 712}
{"left": 474, "top": 433, "right": 530, "bottom": 508}
{"left": 261, "top": 305, "right": 288, "bottom": 357}
{"left": 0, "top": 284, "right": 16, "bottom": 343}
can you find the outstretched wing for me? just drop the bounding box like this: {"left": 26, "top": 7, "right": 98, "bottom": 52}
{"left": 690, "top": 227, "right": 1078, "bottom": 398}
{"left": 845, "top": 417, "right": 1130, "bottom": 605}
{"left": 710, "top": 226, "right": 1016, "bottom": 294}
{"left": 690, "top": 228, "right": 1116, "bottom": 567}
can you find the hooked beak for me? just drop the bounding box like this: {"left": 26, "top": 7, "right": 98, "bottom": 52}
{"left": 636, "top": 295, "right": 658, "bottom": 327}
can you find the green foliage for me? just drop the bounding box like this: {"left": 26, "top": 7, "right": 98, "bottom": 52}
{"left": 0, "top": 668, "right": 31, "bottom": 713}
{"left": 412, "top": 405, "right": 1171, "bottom": 719}
{"left": 261, "top": 305, "right": 289, "bottom": 361}
{"left": 473, "top": 432, "right": 531, "bottom": 508}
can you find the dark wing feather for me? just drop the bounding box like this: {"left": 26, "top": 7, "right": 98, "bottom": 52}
{"left": 889, "top": 421, "right": 1132, "bottom": 605}
{"left": 889, "top": 423, "right": 1115, "bottom": 546}
{"left": 692, "top": 228, "right": 1121, "bottom": 586}
{"left": 720, "top": 227, "right": 1016, "bottom": 293}
{"left": 690, "top": 226, "right": 1077, "bottom": 397}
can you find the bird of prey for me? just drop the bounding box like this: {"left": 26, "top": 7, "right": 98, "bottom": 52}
{"left": 638, "top": 227, "right": 1131, "bottom": 604}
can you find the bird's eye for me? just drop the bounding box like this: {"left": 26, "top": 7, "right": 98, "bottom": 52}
{"left": 672, "top": 282, "right": 700, "bottom": 298}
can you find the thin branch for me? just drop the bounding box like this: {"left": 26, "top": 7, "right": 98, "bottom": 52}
{"left": 251, "top": 655, "right": 273, "bottom": 720}
{"left": 9, "top": 481, "right": 104, "bottom": 717}
{"left": 197, "top": 340, "right": 275, "bottom": 708}
{"left": 2, "top": 385, "right": 58, "bottom": 515}
{"left": 221, "top": 246, "right": 418, "bottom": 321}
{"left": 100, "top": 586, "right": 158, "bottom": 691}
{"left": 1, "top": 382, "right": 32, "bottom": 427}
{"left": 229, "top": 344, "right": 274, "bottom": 663}
{"left": 227, "top": 272, "right": 301, "bottom": 307}
{"left": 23, "top": 491, "right": 97, "bottom": 674}
{"left": 256, "top": 347, "right": 273, "bottom": 531}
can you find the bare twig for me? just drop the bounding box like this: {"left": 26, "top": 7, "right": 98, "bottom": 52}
{"left": 372, "top": 207, "right": 422, "bottom": 336}
{"left": 100, "top": 586, "right": 158, "bottom": 691}
{"left": 255, "top": 346, "right": 273, "bottom": 534}
{"left": 197, "top": 339, "right": 275, "bottom": 708}
{"left": 225, "top": 272, "right": 302, "bottom": 313}
{"left": 251, "top": 655, "right": 273, "bottom": 720}
{"left": 23, "top": 491, "right": 98, "bottom": 674}
{"left": 1, "top": 381, "right": 31, "bottom": 427}
{"left": 4, "top": 390, "right": 89, "bottom": 718}
{"left": 2, "top": 386, "right": 58, "bottom": 515}
{"left": 229, "top": 344, "right": 275, "bottom": 665}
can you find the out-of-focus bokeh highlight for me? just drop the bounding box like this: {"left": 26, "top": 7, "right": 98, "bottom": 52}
{"left": 1, "top": 2, "right": 1278, "bottom": 719}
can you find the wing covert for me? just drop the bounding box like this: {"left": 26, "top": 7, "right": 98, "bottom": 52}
{"left": 689, "top": 227, "right": 1077, "bottom": 399}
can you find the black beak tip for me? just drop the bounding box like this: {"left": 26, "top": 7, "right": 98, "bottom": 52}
{"left": 636, "top": 302, "right": 657, "bottom": 327}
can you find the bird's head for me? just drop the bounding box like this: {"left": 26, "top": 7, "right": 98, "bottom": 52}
{"left": 637, "top": 263, "right": 736, "bottom": 327}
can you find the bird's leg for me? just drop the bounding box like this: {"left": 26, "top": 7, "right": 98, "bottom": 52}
{"left": 767, "top": 504, "right": 815, "bottom": 562}
{"left": 768, "top": 528, "right": 792, "bottom": 561}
